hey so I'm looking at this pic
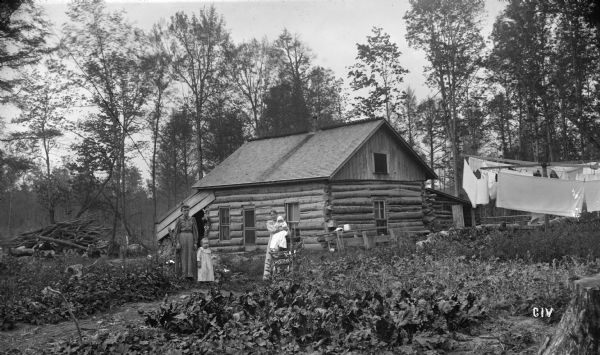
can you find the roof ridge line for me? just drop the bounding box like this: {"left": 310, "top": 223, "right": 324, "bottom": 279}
{"left": 248, "top": 118, "right": 384, "bottom": 142}
{"left": 255, "top": 133, "right": 315, "bottom": 181}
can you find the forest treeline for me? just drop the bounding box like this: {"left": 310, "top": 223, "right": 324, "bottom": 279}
{"left": 1, "top": 0, "right": 599, "bottom": 246}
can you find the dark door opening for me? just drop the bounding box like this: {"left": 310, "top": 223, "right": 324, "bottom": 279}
{"left": 193, "top": 209, "right": 206, "bottom": 238}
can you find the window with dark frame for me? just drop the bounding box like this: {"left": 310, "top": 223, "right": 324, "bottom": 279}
{"left": 285, "top": 202, "right": 300, "bottom": 237}
{"left": 219, "top": 207, "right": 230, "bottom": 241}
{"left": 373, "top": 153, "right": 388, "bottom": 174}
{"left": 373, "top": 200, "right": 387, "bottom": 235}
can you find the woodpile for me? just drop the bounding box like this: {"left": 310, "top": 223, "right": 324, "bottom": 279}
{"left": 422, "top": 190, "right": 438, "bottom": 228}
{"left": 7, "top": 218, "right": 110, "bottom": 255}
{"left": 422, "top": 190, "right": 458, "bottom": 229}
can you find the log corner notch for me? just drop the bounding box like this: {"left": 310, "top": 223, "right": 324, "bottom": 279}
{"left": 538, "top": 273, "right": 600, "bottom": 355}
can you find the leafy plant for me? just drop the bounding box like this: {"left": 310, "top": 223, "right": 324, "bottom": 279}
{"left": 0, "top": 256, "right": 187, "bottom": 326}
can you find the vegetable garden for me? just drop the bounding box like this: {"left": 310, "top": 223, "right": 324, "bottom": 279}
{"left": 2, "top": 215, "right": 600, "bottom": 354}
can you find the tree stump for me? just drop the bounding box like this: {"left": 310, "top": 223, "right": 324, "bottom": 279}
{"left": 538, "top": 273, "right": 600, "bottom": 355}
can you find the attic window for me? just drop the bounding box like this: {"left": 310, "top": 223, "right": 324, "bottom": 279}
{"left": 373, "top": 153, "right": 388, "bottom": 174}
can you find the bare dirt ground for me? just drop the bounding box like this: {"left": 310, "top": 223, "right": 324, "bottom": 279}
{"left": 449, "top": 316, "right": 554, "bottom": 354}
{"left": 0, "top": 287, "right": 242, "bottom": 354}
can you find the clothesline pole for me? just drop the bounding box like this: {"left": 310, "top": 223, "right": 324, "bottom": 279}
{"left": 542, "top": 163, "right": 550, "bottom": 232}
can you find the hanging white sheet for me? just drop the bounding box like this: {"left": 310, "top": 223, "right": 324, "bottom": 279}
{"left": 476, "top": 172, "right": 489, "bottom": 205}
{"left": 480, "top": 161, "right": 497, "bottom": 199}
{"left": 576, "top": 174, "right": 600, "bottom": 181}
{"left": 584, "top": 180, "right": 600, "bottom": 212}
{"left": 462, "top": 160, "right": 478, "bottom": 208}
{"left": 469, "top": 157, "right": 506, "bottom": 172}
{"left": 496, "top": 172, "right": 584, "bottom": 217}
{"left": 552, "top": 166, "right": 582, "bottom": 180}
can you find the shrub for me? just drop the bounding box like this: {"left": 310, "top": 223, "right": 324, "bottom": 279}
{"left": 482, "top": 219, "right": 600, "bottom": 262}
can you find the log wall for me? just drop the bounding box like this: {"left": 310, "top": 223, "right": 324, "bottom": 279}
{"left": 204, "top": 180, "right": 429, "bottom": 252}
{"left": 205, "top": 182, "right": 328, "bottom": 251}
{"left": 329, "top": 180, "right": 426, "bottom": 237}
{"left": 423, "top": 189, "right": 476, "bottom": 229}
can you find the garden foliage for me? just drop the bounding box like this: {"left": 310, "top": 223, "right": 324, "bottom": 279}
{"left": 0, "top": 257, "right": 182, "bottom": 326}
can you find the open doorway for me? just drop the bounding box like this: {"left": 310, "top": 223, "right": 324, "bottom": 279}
{"left": 193, "top": 209, "right": 207, "bottom": 239}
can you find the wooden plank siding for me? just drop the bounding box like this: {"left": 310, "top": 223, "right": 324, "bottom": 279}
{"left": 332, "top": 128, "right": 428, "bottom": 181}
{"left": 205, "top": 182, "right": 328, "bottom": 251}
{"left": 156, "top": 191, "right": 215, "bottom": 240}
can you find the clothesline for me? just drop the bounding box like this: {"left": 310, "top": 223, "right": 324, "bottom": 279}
{"left": 463, "top": 154, "right": 600, "bottom": 169}
{"left": 462, "top": 156, "right": 600, "bottom": 217}
{"left": 478, "top": 163, "right": 541, "bottom": 170}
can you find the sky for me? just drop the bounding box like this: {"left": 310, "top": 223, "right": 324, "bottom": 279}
{"left": 4, "top": 0, "right": 507, "bottom": 182}
{"left": 39, "top": 0, "right": 506, "bottom": 99}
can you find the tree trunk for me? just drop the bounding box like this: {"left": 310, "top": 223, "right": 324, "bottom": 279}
{"left": 195, "top": 97, "right": 204, "bottom": 180}
{"left": 429, "top": 128, "right": 435, "bottom": 190}
{"left": 7, "top": 190, "right": 13, "bottom": 235}
{"left": 539, "top": 273, "right": 600, "bottom": 354}
{"left": 151, "top": 90, "right": 162, "bottom": 258}
{"left": 49, "top": 206, "right": 56, "bottom": 225}
{"left": 120, "top": 127, "right": 128, "bottom": 238}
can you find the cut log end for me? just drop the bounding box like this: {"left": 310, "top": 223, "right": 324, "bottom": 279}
{"left": 539, "top": 273, "right": 600, "bottom": 355}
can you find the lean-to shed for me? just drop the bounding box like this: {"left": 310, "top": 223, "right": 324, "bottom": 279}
{"left": 157, "top": 118, "right": 437, "bottom": 252}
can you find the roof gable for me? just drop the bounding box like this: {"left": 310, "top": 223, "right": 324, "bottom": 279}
{"left": 332, "top": 125, "right": 430, "bottom": 181}
{"left": 193, "top": 119, "right": 436, "bottom": 189}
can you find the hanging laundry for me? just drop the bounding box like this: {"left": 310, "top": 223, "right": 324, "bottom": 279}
{"left": 481, "top": 162, "right": 498, "bottom": 200}
{"left": 502, "top": 169, "right": 533, "bottom": 176}
{"left": 489, "top": 183, "right": 498, "bottom": 200}
{"left": 462, "top": 159, "right": 478, "bottom": 208}
{"left": 583, "top": 166, "right": 599, "bottom": 175}
{"left": 468, "top": 157, "right": 485, "bottom": 172}
{"left": 476, "top": 172, "right": 489, "bottom": 205}
{"left": 584, "top": 180, "right": 600, "bottom": 212}
{"left": 468, "top": 157, "right": 506, "bottom": 171}
{"left": 496, "top": 172, "right": 584, "bottom": 217}
{"left": 576, "top": 173, "right": 600, "bottom": 181}
{"left": 552, "top": 166, "right": 582, "bottom": 180}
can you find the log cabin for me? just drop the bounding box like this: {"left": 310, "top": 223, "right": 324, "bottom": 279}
{"left": 423, "top": 188, "right": 477, "bottom": 229}
{"left": 156, "top": 118, "right": 437, "bottom": 252}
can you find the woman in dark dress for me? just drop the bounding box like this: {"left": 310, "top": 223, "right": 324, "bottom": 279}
{"left": 174, "top": 204, "right": 198, "bottom": 280}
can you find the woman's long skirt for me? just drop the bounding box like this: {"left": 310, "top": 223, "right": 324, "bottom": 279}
{"left": 263, "top": 233, "right": 274, "bottom": 280}
{"left": 180, "top": 232, "right": 196, "bottom": 280}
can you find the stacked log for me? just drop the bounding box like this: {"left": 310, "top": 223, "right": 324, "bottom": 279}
{"left": 422, "top": 189, "right": 437, "bottom": 229}
{"left": 424, "top": 190, "right": 456, "bottom": 228}
{"left": 7, "top": 218, "right": 110, "bottom": 254}
{"left": 330, "top": 181, "right": 425, "bottom": 236}
{"left": 206, "top": 183, "right": 328, "bottom": 251}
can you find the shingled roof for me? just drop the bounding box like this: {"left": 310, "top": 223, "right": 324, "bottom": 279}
{"left": 193, "top": 118, "right": 437, "bottom": 189}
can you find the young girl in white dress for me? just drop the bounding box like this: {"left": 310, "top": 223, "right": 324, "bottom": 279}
{"left": 197, "top": 238, "right": 215, "bottom": 282}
